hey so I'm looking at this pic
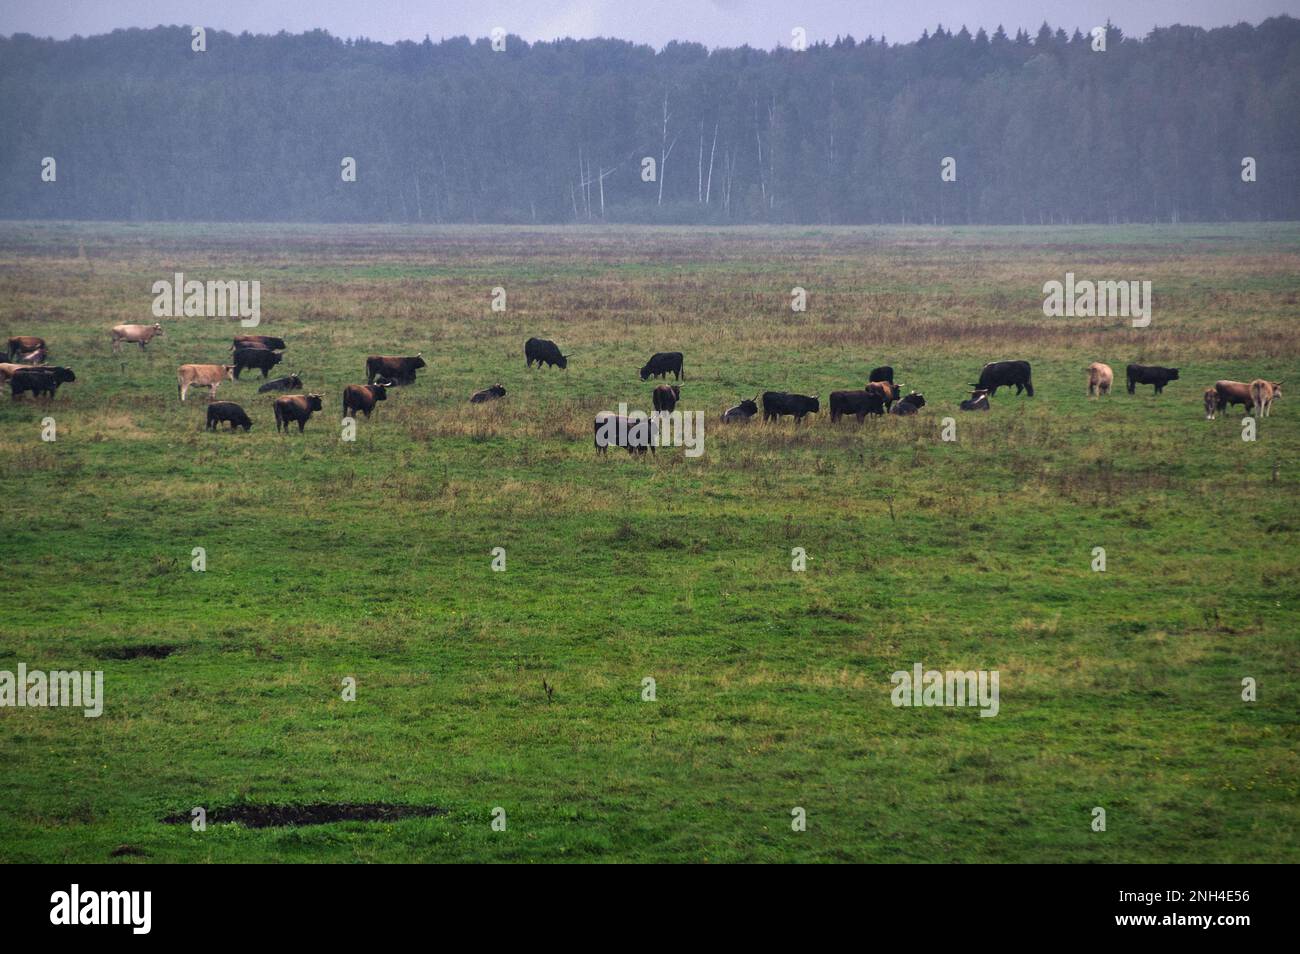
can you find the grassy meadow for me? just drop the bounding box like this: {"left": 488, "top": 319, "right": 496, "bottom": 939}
{"left": 0, "top": 221, "right": 1296, "bottom": 863}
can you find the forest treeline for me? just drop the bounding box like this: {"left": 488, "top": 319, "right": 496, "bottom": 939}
{"left": 1, "top": 18, "right": 1298, "bottom": 224}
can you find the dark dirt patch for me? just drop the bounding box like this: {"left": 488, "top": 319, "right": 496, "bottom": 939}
{"left": 109, "top": 844, "right": 149, "bottom": 857}
{"left": 161, "top": 803, "right": 447, "bottom": 828}
{"left": 97, "top": 643, "right": 178, "bottom": 660}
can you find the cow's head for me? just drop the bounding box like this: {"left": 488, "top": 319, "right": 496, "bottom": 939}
{"left": 267, "top": 351, "right": 284, "bottom": 367}
{"left": 558, "top": 353, "right": 570, "bottom": 369}
{"left": 639, "top": 363, "right": 651, "bottom": 381}
{"left": 413, "top": 353, "right": 426, "bottom": 370}
{"left": 288, "top": 373, "right": 303, "bottom": 389}
{"left": 370, "top": 384, "right": 388, "bottom": 401}
{"left": 152, "top": 323, "right": 164, "bottom": 335}
{"left": 223, "top": 365, "right": 236, "bottom": 380}
{"left": 669, "top": 386, "right": 681, "bottom": 400}
{"left": 492, "top": 384, "right": 506, "bottom": 396}
{"left": 55, "top": 367, "right": 75, "bottom": 383}
{"left": 1168, "top": 368, "right": 1180, "bottom": 380}
{"left": 1272, "top": 382, "right": 1283, "bottom": 398}
{"left": 905, "top": 391, "right": 925, "bottom": 408}
{"left": 808, "top": 395, "right": 820, "bottom": 412}
{"left": 307, "top": 394, "right": 323, "bottom": 411}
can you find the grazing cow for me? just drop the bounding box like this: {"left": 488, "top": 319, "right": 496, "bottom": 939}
{"left": 177, "top": 363, "right": 235, "bottom": 401}
{"left": 973, "top": 360, "right": 1033, "bottom": 397}
{"left": 258, "top": 373, "right": 303, "bottom": 393}
{"left": 640, "top": 352, "right": 684, "bottom": 381}
{"left": 525, "top": 337, "right": 568, "bottom": 370}
{"left": 7, "top": 336, "right": 45, "bottom": 360}
{"left": 1250, "top": 380, "right": 1282, "bottom": 418}
{"left": 869, "top": 366, "right": 894, "bottom": 384}
{"left": 960, "top": 388, "right": 991, "bottom": 411}
{"left": 1086, "top": 362, "right": 1113, "bottom": 397}
{"left": 111, "top": 323, "right": 164, "bottom": 351}
{"left": 652, "top": 384, "right": 681, "bottom": 412}
{"left": 231, "top": 335, "right": 286, "bottom": 351}
{"left": 761, "top": 391, "right": 820, "bottom": 424}
{"left": 342, "top": 383, "right": 389, "bottom": 419}
{"left": 274, "top": 394, "right": 324, "bottom": 432}
{"left": 866, "top": 380, "right": 901, "bottom": 411}
{"left": 594, "top": 412, "right": 655, "bottom": 455}
{"left": 721, "top": 396, "right": 759, "bottom": 422}
{"left": 205, "top": 401, "right": 253, "bottom": 431}
{"left": 10, "top": 366, "right": 75, "bottom": 400}
{"left": 1214, "top": 380, "right": 1254, "bottom": 416}
{"left": 890, "top": 392, "right": 926, "bottom": 415}
{"left": 1204, "top": 387, "right": 1220, "bottom": 420}
{"left": 829, "top": 389, "right": 886, "bottom": 423}
{"left": 1127, "top": 364, "right": 1180, "bottom": 395}
{"left": 470, "top": 383, "right": 507, "bottom": 404}
{"left": 366, "top": 353, "right": 425, "bottom": 385}
{"left": 232, "top": 346, "right": 283, "bottom": 379}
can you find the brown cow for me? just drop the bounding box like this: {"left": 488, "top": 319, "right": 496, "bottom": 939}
{"left": 1214, "top": 380, "right": 1254, "bottom": 416}
{"left": 177, "top": 364, "right": 235, "bottom": 401}
{"left": 275, "top": 394, "right": 324, "bottom": 432}
{"left": 111, "top": 323, "right": 164, "bottom": 350}
{"left": 866, "top": 380, "right": 900, "bottom": 410}
{"left": 1086, "top": 362, "right": 1113, "bottom": 397}
{"left": 366, "top": 354, "right": 425, "bottom": 385}
{"left": 342, "top": 383, "right": 388, "bottom": 419}
{"left": 7, "top": 336, "right": 44, "bottom": 360}
{"left": 1250, "top": 380, "right": 1282, "bottom": 418}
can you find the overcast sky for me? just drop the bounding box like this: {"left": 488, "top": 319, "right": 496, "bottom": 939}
{"left": 2, "top": 1, "right": 1296, "bottom": 48}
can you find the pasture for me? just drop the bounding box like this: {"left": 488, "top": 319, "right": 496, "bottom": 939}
{"left": 0, "top": 221, "right": 1296, "bottom": 862}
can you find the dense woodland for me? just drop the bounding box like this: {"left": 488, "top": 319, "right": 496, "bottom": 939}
{"left": 1, "top": 18, "right": 1298, "bottom": 224}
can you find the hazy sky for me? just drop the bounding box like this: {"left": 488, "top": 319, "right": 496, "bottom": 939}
{"left": 2, "top": 1, "right": 1296, "bottom": 48}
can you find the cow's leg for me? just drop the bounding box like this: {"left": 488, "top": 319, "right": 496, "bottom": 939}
{"left": 210, "top": 384, "right": 218, "bottom": 399}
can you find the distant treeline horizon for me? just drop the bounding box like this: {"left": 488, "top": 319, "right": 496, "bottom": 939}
{"left": 2, "top": 18, "right": 1298, "bottom": 225}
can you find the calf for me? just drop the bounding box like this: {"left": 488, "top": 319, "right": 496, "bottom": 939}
{"left": 366, "top": 354, "right": 425, "bottom": 385}
{"left": 761, "top": 391, "right": 820, "bottom": 424}
{"left": 721, "top": 396, "right": 759, "bottom": 422}
{"left": 1086, "top": 362, "right": 1113, "bottom": 397}
{"left": 233, "top": 346, "right": 283, "bottom": 379}
{"left": 258, "top": 373, "right": 303, "bottom": 393}
{"left": 973, "top": 360, "right": 1033, "bottom": 397}
{"left": 525, "top": 337, "right": 568, "bottom": 370}
{"left": 111, "top": 323, "right": 165, "bottom": 351}
{"left": 1250, "top": 379, "right": 1282, "bottom": 418}
{"left": 960, "top": 388, "right": 991, "bottom": 411}
{"left": 342, "top": 383, "right": 388, "bottom": 419}
{"left": 177, "top": 364, "right": 235, "bottom": 401}
{"left": 868, "top": 366, "right": 894, "bottom": 384}
{"left": 594, "top": 412, "right": 655, "bottom": 455}
{"left": 10, "top": 366, "right": 75, "bottom": 400}
{"left": 470, "top": 383, "right": 507, "bottom": 404}
{"left": 640, "top": 352, "right": 683, "bottom": 381}
{"left": 652, "top": 384, "right": 680, "bottom": 412}
{"left": 890, "top": 392, "right": 926, "bottom": 416}
{"left": 206, "top": 401, "right": 253, "bottom": 431}
{"left": 1127, "top": 364, "right": 1180, "bottom": 395}
{"left": 829, "top": 389, "right": 886, "bottom": 423}
{"left": 1214, "top": 380, "right": 1254, "bottom": 415}
{"left": 274, "top": 394, "right": 324, "bottom": 432}
{"left": 7, "top": 336, "right": 45, "bottom": 360}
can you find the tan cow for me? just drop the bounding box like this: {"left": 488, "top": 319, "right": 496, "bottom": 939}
{"left": 111, "top": 323, "right": 164, "bottom": 350}
{"left": 1250, "top": 380, "right": 1281, "bottom": 418}
{"left": 1086, "top": 362, "right": 1113, "bottom": 397}
{"left": 177, "top": 364, "right": 235, "bottom": 401}
{"left": 0, "top": 362, "right": 34, "bottom": 383}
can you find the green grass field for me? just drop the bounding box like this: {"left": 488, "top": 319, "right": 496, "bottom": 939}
{"left": 1, "top": 221, "right": 1296, "bottom": 862}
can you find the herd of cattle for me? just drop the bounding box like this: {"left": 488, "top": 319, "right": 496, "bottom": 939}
{"left": 0, "top": 331, "right": 1284, "bottom": 445}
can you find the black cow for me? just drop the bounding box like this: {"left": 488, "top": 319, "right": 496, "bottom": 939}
{"left": 869, "top": 365, "right": 894, "bottom": 384}
{"left": 721, "top": 397, "right": 759, "bottom": 422}
{"left": 960, "top": 389, "right": 991, "bottom": 411}
{"left": 10, "top": 366, "right": 75, "bottom": 399}
{"left": 652, "top": 384, "right": 680, "bottom": 412}
{"left": 973, "top": 360, "right": 1034, "bottom": 397}
{"left": 890, "top": 392, "right": 926, "bottom": 415}
{"left": 232, "top": 346, "right": 283, "bottom": 379}
{"left": 525, "top": 338, "right": 568, "bottom": 370}
{"left": 274, "top": 394, "right": 324, "bottom": 432}
{"left": 258, "top": 373, "right": 303, "bottom": 393}
{"left": 342, "top": 383, "right": 388, "bottom": 419}
{"left": 206, "top": 401, "right": 253, "bottom": 431}
{"left": 640, "top": 352, "right": 684, "bottom": 381}
{"left": 762, "top": 391, "right": 819, "bottom": 423}
{"left": 231, "top": 335, "right": 286, "bottom": 352}
{"left": 829, "top": 389, "right": 886, "bottom": 422}
{"left": 366, "top": 354, "right": 425, "bottom": 385}
{"left": 470, "top": 383, "right": 507, "bottom": 404}
{"left": 594, "top": 413, "right": 655, "bottom": 455}
{"left": 1126, "top": 364, "right": 1180, "bottom": 395}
